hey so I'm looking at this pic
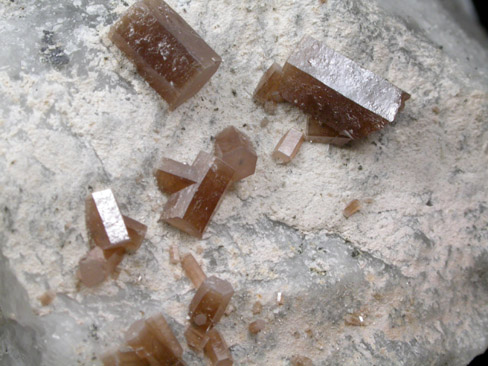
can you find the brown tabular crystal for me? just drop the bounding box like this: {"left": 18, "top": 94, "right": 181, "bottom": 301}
{"left": 100, "top": 347, "right": 149, "bottom": 366}
{"left": 214, "top": 126, "right": 257, "bottom": 182}
{"left": 78, "top": 247, "right": 125, "bottom": 287}
{"left": 290, "top": 355, "right": 314, "bottom": 366}
{"left": 181, "top": 253, "right": 207, "bottom": 289}
{"left": 123, "top": 215, "right": 148, "bottom": 252}
{"left": 204, "top": 329, "right": 233, "bottom": 366}
{"left": 189, "top": 276, "right": 234, "bottom": 332}
{"left": 184, "top": 325, "right": 209, "bottom": 352}
{"left": 272, "top": 128, "right": 304, "bottom": 164}
{"left": 155, "top": 158, "right": 197, "bottom": 194}
{"left": 125, "top": 314, "right": 184, "bottom": 366}
{"left": 109, "top": 0, "right": 221, "bottom": 111}
{"left": 253, "top": 62, "right": 284, "bottom": 105}
{"left": 162, "top": 152, "right": 234, "bottom": 238}
{"left": 86, "top": 189, "right": 131, "bottom": 250}
{"left": 343, "top": 199, "right": 361, "bottom": 218}
{"left": 248, "top": 319, "right": 265, "bottom": 334}
{"left": 279, "top": 36, "right": 410, "bottom": 139}
{"left": 169, "top": 245, "right": 180, "bottom": 265}
{"left": 305, "top": 117, "right": 351, "bottom": 147}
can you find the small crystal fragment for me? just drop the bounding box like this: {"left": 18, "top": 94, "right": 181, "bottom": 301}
{"left": 100, "top": 347, "right": 149, "bottom": 366}
{"left": 290, "top": 355, "right": 314, "bottom": 366}
{"left": 276, "top": 292, "right": 284, "bottom": 305}
{"left": 344, "top": 312, "right": 366, "bottom": 326}
{"left": 155, "top": 158, "right": 197, "bottom": 194}
{"left": 78, "top": 247, "right": 125, "bottom": 287}
{"left": 214, "top": 126, "right": 257, "bottom": 182}
{"left": 189, "top": 276, "right": 234, "bottom": 331}
{"left": 253, "top": 62, "right": 284, "bottom": 105}
{"left": 169, "top": 245, "right": 180, "bottom": 265}
{"left": 86, "top": 189, "right": 130, "bottom": 250}
{"left": 279, "top": 36, "right": 410, "bottom": 139}
{"left": 305, "top": 117, "right": 351, "bottom": 147}
{"left": 184, "top": 325, "right": 209, "bottom": 352}
{"left": 272, "top": 129, "right": 304, "bottom": 164}
{"left": 204, "top": 329, "right": 233, "bottom": 366}
{"left": 109, "top": 0, "right": 222, "bottom": 111}
{"left": 37, "top": 290, "right": 56, "bottom": 306}
{"left": 252, "top": 301, "right": 263, "bottom": 315}
{"left": 181, "top": 253, "right": 207, "bottom": 289}
{"left": 343, "top": 199, "right": 361, "bottom": 218}
{"left": 123, "top": 215, "right": 148, "bottom": 253}
{"left": 248, "top": 319, "right": 265, "bottom": 334}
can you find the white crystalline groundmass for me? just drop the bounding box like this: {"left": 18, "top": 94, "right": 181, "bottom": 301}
{"left": 1, "top": 0, "right": 488, "bottom": 365}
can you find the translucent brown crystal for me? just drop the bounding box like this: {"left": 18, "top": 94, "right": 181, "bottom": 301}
{"left": 162, "top": 152, "right": 234, "bottom": 238}
{"left": 123, "top": 215, "right": 148, "bottom": 253}
{"left": 305, "top": 117, "right": 351, "bottom": 147}
{"left": 279, "top": 36, "right": 410, "bottom": 139}
{"left": 272, "top": 128, "right": 304, "bottom": 164}
{"left": 78, "top": 247, "right": 125, "bottom": 287}
{"left": 248, "top": 319, "right": 265, "bottom": 334}
{"left": 251, "top": 301, "right": 262, "bottom": 315}
{"left": 109, "top": 0, "right": 221, "bottom": 111}
{"left": 100, "top": 347, "right": 149, "bottom": 366}
{"left": 290, "top": 355, "right": 314, "bottom": 366}
{"left": 214, "top": 126, "right": 257, "bottom": 182}
{"left": 343, "top": 199, "right": 361, "bottom": 218}
{"left": 189, "top": 276, "right": 234, "bottom": 332}
{"left": 125, "top": 314, "right": 184, "bottom": 366}
{"left": 253, "top": 62, "right": 284, "bottom": 105}
{"left": 155, "top": 158, "right": 197, "bottom": 194}
{"left": 184, "top": 325, "right": 209, "bottom": 352}
{"left": 181, "top": 253, "right": 207, "bottom": 289}
{"left": 204, "top": 329, "right": 233, "bottom": 366}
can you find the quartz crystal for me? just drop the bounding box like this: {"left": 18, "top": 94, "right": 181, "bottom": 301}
{"left": 155, "top": 158, "right": 197, "bottom": 194}
{"left": 253, "top": 62, "right": 284, "bottom": 105}
{"left": 78, "top": 247, "right": 125, "bottom": 287}
{"left": 109, "top": 0, "right": 221, "bottom": 111}
{"left": 279, "top": 36, "right": 410, "bottom": 139}
{"left": 162, "top": 152, "right": 234, "bottom": 238}
{"left": 214, "top": 126, "right": 257, "bottom": 182}
{"left": 272, "top": 128, "right": 304, "bottom": 164}
{"left": 100, "top": 347, "right": 149, "bottom": 366}
{"left": 204, "top": 329, "right": 233, "bottom": 366}
{"left": 305, "top": 117, "right": 351, "bottom": 147}
{"left": 189, "top": 276, "right": 234, "bottom": 332}
{"left": 343, "top": 199, "right": 361, "bottom": 218}
{"left": 181, "top": 253, "right": 207, "bottom": 289}
{"left": 184, "top": 325, "right": 209, "bottom": 352}
{"left": 248, "top": 319, "right": 265, "bottom": 334}
{"left": 125, "top": 314, "right": 185, "bottom": 366}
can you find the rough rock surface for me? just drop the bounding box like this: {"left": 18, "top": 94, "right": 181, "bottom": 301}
{"left": 1, "top": 0, "right": 488, "bottom": 365}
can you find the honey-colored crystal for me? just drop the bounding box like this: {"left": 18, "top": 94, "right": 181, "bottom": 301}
{"left": 125, "top": 314, "right": 184, "bottom": 366}
{"left": 162, "top": 152, "right": 234, "bottom": 238}
{"left": 109, "top": 0, "right": 221, "bottom": 111}
{"left": 279, "top": 36, "right": 410, "bottom": 139}
{"left": 305, "top": 117, "right": 351, "bottom": 147}
{"left": 253, "top": 62, "right": 284, "bottom": 104}
{"left": 155, "top": 158, "right": 197, "bottom": 194}
{"left": 343, "top": 199, "right": 361, "bottom": 218}
{"left": 184, "top": 325, "right": 209, "bottom": 352}
{"left": 100, "top": 347, "right": 149, "bottom": 366}
{"left": 248, "top": 319, "right": 265, "bottom": 334}
{"left": 123, "top": 215, "right": 148, "bottom": 253}
{"left": 214, "top": 127, "right": 257, "bottom": 182}
{"left": 181, "top": 253, "right": 207, "bottom": 289}
{"left": 189, "top": 276, "right": 234, "bottom": 332}
{"left": 78, "top": 246, "right": 125, "bottom": 287}
{"left": 272, "top": 128, "right": 304, "bottom": 164}
{"left": 204, "top": 329, "right": 233, "bottom": 366}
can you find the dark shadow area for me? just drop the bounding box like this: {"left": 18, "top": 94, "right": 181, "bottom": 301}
{"left": 469, "top": 350, "right": 488, "bottom": 366}
{"left": 473, "top": 0, "right": 488, "bottom": 31}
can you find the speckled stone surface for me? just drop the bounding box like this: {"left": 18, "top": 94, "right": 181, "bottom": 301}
{"left": 1, "top": 1, "right": 488, "bottom": 365}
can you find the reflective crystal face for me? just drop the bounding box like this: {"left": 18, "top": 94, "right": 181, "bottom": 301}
{"left": 189, "top": 276, "right": 234, "bottom": 332}
{"left": 272, "top": 128, "right": 304, "bottom": 164}
{"left": 78, "top": 247, "right": 125, "bottom": 287}
{"left": 253, "top": 62, "right": 284, "bottom": 104}
{"left": 123, "top": 215, "right": 148, "bottom": 252}
{"left": 214, "top": 126, "right": 257, "bottom": 182}
{"left": 181, "top": 253, "right": 207, "bottom": 289}
{"left": 109, "top": 0, "right": 221, "bottom": 110}
{"left": 184, "top": 325, "right": 209, "bottom": 352}
{"left": 204, "top": 329, "right": 233, "bottom": 366}
{"left": 155, "top": 158, "right": 197, "bottom": 194}
{"left": 305, "top": 117, "right": 351, "bottom": 146}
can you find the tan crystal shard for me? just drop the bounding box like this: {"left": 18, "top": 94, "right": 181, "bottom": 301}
{"left": 248, "top": 319, "right": 265, "bottom": 334}
{"left": 125, "top": 314, "right": 185, "bottom": 366}
{"left": 155, "top": 158, "right": 197, "bottom": 194}
{"left": 343, "top": 199, "right": 361, "bottom": 218}
{"left": 204, "top": 329, "right": 233, "bottom": 366}
{"left": 290, "top": 355, "right": 314, "bottom": 366}
{"left": 181, "top": 253, "right": 207, "bottom": 289}
{"left": 162, "top": 152, "right": 234, "bottom": 238}
{"left": 86, "top": 189, "right": 130, "bottom": 250}
{"left": 109, "top": 0, "right": 221, "bottom": 111}
{"left": 78, "top": 247, "right": 125, "bottom": 287}
{"left": 184, "top": 325, "right": 209, "bottom": 352}
{"left": 189, "top": 276, "right": 234, "bottom": 332}
{"left": 253, "top": 62, "right": 284, "bottom": 104}
{"left": 100, "top": 347, "right": 149, "bottom": 366}
{"left": 272, "top": 128, "right": 304, "bottom": 164}
{"left": 305, "top": 117, "right": 351, "bottom": 147}
{"left": 214, "top": 127, "right": 257, "bottom": 182}
{"left": 279, "top": 36, "right": 410, "bottom": 139}
{"left": 169, "top": 245, "right": 180, "bottom": 264}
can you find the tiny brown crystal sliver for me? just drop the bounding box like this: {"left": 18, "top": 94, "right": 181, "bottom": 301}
{"left": 155, "top": 158, "right": 197, "bottom": 194}
{"left": 204, "top": 328, "right": 233, "bottom": 366}
{"left": 272, "top": 128, "right": 304, "bottom": 164}
{"left": 343, "top": 199, "right": 361, "bottom": 218}
{"left": 181, "top": 253, "right": 207, "bottom": 289}
{"left": 249, "top": 319, "right": 265, "bottom": 334}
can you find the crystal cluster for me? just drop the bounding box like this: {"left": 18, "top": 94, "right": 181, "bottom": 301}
{"left": 109, "top": 0, "right": 221, "bottom": 111}
{"left": 78, "top": 189, "right": 147, "bottom": 287}
{"left": 156, "top": 127, "right": 257, "bottom": 238}
{"left": 254, "top": 36, "right": 410, "bottom": 144}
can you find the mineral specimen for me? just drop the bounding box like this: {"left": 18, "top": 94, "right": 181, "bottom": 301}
{"left": 184, "top": 325, "right": 209, "bottom": 352}
{"left": 162, "top": 152, "right": 234, "bottom": 238}
{"left": 204, "top": 329, "right": 233, "bottom": 366}
{"left": 343, "top": 199, "right": 361, "bottom": 218}
{"left": 109, "top": 0, "right": 222, "bottom": 111}
{"left": 253, "top": 62, "right": 284, "bottom": 105}
{"left": 181, "top": 253, "right": 207, "bottom": 289}
{"left": 100, "top": 347, "right": 149, "bottom": 366}
{"left": 214, "top": 126, "right": 257, "bottom": 182}
{"left": 155, "top": 158, "right": 197, "bottom": 194}
{"left": 123, "top": 215, "right": 148, "bottom": 253}
{"left": 189, "top": 276, "right": 234, "bottom": 332}
{"left": 272, "top": 128, "right": 304, "bottom": 164}
{"left": 248, "top": 319, "right": 265, "bottom": 334}
{"left": 279, "top": 36, "right": 410, "bottom": 139}
{"left": 77, "top": 247, "right": 125, "bottom": 287}
{"left": 305, "top": 117, "right": 351, "bottom": 146}
{"left": 125, "top": 314, "right": 185, "bottom": 365}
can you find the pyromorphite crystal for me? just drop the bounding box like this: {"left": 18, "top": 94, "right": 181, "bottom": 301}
{"left": 279, "top": 36, "right": 410, "bottom": 139}
{"left": 204, "top": 329, "right": 233, "bottom": 366}
{"left": 272, "top": 128, "right": 304, "bottom": 164}
{"left": 155, "top": 158, "right": 197, "bottom": 194}
{"left": 109, "top": 0, "right": 221, "bottom": 111}
{"left": 305, "top": 117, "right": 351, "bottom": 146}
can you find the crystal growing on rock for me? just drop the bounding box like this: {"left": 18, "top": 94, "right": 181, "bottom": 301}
{"left": 290, "top": 355, "right": 314, "bottom": 366}
{"left": 181, "top": 253, "right": 207, "bottom": 289}
{"left": 189, "top": 276, "right": 234, "bottom": 332}
{"left": 204, "top": 329, "right": 233, "bottom": 366}
{"left": 252, "top": 301, "right": 262, "bottom": 315}
{"left": 279, "top": 36, "right": 410, "bottom": 139}
{"left": 155, "top": 158, "right": 197, "bottom": 194}
{"left": 305, "top": 117, "right": 351, "bottom": 146}
{"left": 214, "top": 126, "right": 257, "bottom": 182}
{"left": 253, "top": 62, "right": 284, "bottom": 105}
{"left": 169, "top": 245, "right": 180, "bottom": 265}
{"left": 109, "top": 0, "right": 222, "bottom": 111}
{"left": 184, "top": 325, "right": 209, "bottom": 352}
{"left": 248, "top": 319, "right": 265, "bottom": 334}
{"left": 343, "top": 199, "right": 361, "bottom": 218}
{"left": 272, "top": 128, "right": 304, "bottom": 164}
{"left": 78, "top": 247, "right": 125, "bottom": 287}
{"left": 100, "top": 347, "right": 149, "bottom": 366}
{"left": 123, "top": 215, "right": 148, "bottom": 253}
